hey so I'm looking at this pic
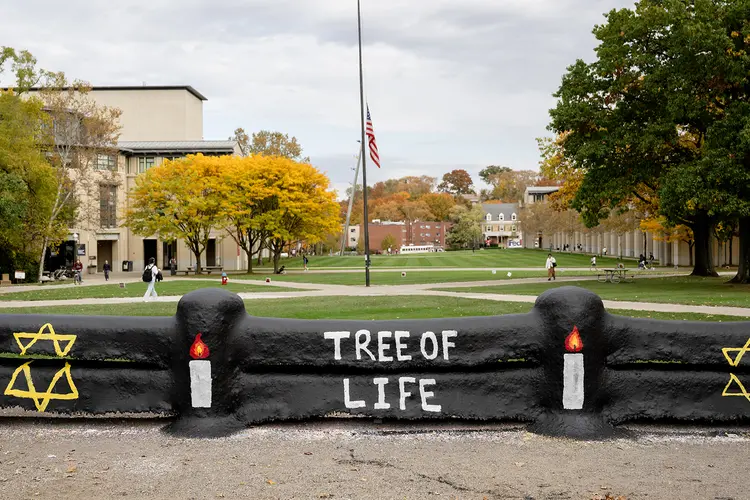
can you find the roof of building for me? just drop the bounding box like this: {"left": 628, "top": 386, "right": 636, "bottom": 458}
{"left": 118, "top": 140, "right": 236, "bottom": 154}
{"left": 525, "top": 186, "right": 560, "bottom": 194}
{"left": 481, "top": 203, "right": 519, "bottom": 221}
{"left": 15, "top": 85, "right": 208, "bottom": 101}
{"left": 91, "top": 85, "right": 207, "bottom": 101}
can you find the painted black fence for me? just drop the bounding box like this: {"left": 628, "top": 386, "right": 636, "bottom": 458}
{"left": 0, "top": 287, "right": 748, "bottom": 438}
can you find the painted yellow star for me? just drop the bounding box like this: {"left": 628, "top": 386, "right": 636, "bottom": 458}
{"left": 722, "top": 374, "right": 750, "bottom": 403}
{"left": 13, "top": 323, "right": 76, "bottom": 357}
{"left": 4, "top": 362, "right": 79, "bottom": 412}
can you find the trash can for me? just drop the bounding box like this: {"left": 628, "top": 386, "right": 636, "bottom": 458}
{"left": 122, "top": 260, "right": 133, "bottom": 272}
{"left": 87, "top": 265, "right": 96, "bottom": 275}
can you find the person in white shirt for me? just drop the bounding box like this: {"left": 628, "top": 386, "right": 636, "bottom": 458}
{"left": 545, "top": 254, "right": 557, "bottom": 281}
{"left": 143, "top": 257, "right": 160, "bottom": 302}
{"left": 590, "top": 255, "right": 597, "bottom": 270}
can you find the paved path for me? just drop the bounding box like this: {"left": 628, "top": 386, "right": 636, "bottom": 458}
{"left": 1, "top": 270, "right": 747, "bottom": 317}
{"left": 0, "top": 420, "right": 747, "bottom": 500}
{"left": 2, "top": 279, "right": 750, "bottom": 317}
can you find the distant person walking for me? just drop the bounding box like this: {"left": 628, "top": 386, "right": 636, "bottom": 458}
{"left": 545, "top": 253, "right": 557, "bottom": 281}
{"left": 103, "top": 260, "right": 111, "bottom": 281}
{"left": 73, "top": 259, "right": 83, "bottom": 285}
{"left": 590, "top": 255, "right": 597, "bottom": 271}
{"left": 303, "top": 255, "right": 309, "bottom": 271}
{"left": 142, "top": 257, "right": 160, "bottom": 302}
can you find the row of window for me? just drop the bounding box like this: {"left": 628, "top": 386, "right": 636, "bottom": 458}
{"left": 484, "top": 225, "right": 517, "bottom": 232}
{"left": 95, "top": 155, "right": 186, "bottom": 174}
{"left": 485, "top": 213, "right": 517, "bottom": 222}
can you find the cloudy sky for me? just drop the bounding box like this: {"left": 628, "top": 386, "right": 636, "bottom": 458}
{"left": 2, "top": 0, "right": 636, "bottom": 197}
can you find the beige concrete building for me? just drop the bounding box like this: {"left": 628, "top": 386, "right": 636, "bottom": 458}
{"left": 44, "top": 86, "right": 250, "bottom": 277}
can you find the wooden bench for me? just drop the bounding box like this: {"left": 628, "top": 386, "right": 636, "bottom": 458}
{"left": 179, "top": 266, "right": 224, "bottom": 275}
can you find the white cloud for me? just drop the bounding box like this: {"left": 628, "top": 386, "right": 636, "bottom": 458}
{"left": 1, "top": 0, "right": 637, "bottom": 191}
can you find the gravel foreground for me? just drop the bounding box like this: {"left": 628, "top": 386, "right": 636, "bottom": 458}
{"left": 0, "top": 420, "right": 747, "bottom": 500}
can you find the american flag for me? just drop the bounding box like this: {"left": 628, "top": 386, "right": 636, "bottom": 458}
{"left": 366, "top": 105, "right": 380, "bottom": 168}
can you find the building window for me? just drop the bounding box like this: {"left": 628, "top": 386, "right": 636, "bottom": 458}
{"left": 350, "top": 228, "right": 356, "bottom": 233}
{"left": 350, "top": 237, "right": 356, "bottom": 242}
{"left": 138, "top": 157, "right": 155, "bottom": 173}
{"left": 512, "top": 213, "right": 517, "bottom": 221}
{"left": 96, "top": 154, "right": 117, "bottom": 171}
{"left": 426, "top": 233, "right": 431, "bottom": 237}
{"left": 99, "top": 185, "right": 117, "bottom": 228}
{"left": 512, "top": 225, "right": 517, "bottom": 232}
{"left": 499, "top": 214, "right": 505, "bottom": 221}
{"left": 485, "top": 214, "right": 492, "bottom": 221}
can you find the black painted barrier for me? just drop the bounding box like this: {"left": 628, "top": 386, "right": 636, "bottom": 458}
{"left": 0, "top": 287, "right": 748, "bottom": 439}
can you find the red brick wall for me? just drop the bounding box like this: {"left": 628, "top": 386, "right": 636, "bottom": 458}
{"left": 367, "top": 224, "right": 406, "bottom": 252}
{"left": 365, "top": 221, "right": 453, "bottom": 251}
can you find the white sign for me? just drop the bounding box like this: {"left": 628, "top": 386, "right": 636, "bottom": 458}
{"left": 324, "top": 329, "right": 458, "bottom": 413}
{"left": 14, "top": 271, "right": 25, "bottom": 280}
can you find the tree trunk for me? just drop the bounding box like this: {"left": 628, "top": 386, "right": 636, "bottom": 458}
{"left": 690, "top": 214, "right": 718, "bottom": 277}
{"left": 273, "top": 250, "right": 280, "bottom": 273}
{"left": 246, "top": 249, "right": 253, "bottom": 274}
{"left": 729, "top": 216, "right": 750, "bottom": 284}
{"left": 37, "top": 235, "right": 49, "bottom": 282}
{"left": 729, "top": 236, "right": 733, "bottom": 267}
{"left": 191, "top": 245, "right": 203, "bottom": 275}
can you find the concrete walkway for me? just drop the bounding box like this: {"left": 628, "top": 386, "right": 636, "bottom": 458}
{"left": 1, "top": 277, "right": 749, "bottom": 317}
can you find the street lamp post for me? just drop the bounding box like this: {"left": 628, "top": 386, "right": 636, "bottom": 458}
{"left": 72, "top": 233, "right": 79, "bottom": 268}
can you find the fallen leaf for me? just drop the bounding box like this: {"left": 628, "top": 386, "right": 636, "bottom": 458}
{"left": 266, "top": 480, "right": 276, "bottom": 485}
{"left": 304, "top": 452, "right": 313, "bottom": 456}
{"left": 66, "top": 465, "right": 77, "bottom": 474}
{"left": 514, "top": 462, "right": 526, "bottom": 467}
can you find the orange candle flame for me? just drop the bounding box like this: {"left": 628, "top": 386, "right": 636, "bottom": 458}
{"left": 189, "top": 333, "right": 210, "bottom": 359}
{"left": 564, "top": 326, "right": 583, "bottom": 353}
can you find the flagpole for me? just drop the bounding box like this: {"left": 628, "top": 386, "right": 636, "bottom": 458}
{"left": 357, "top": 0, "right": 371, "bottom": 287}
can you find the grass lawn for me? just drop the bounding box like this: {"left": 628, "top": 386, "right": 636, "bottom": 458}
{"left": 221, "top": 269, "right": 672, "bottom": 286}
{"left": 0, "top": 281, "right": 296, "bottom": 301}
{"left": 262, "top": 248, "right": 636, "bottom": 269}
{"left": 437, "top": 276, "right": 750, "bottom": 308}
{"left": 0, "top": 296, "right": 746, "bottom": 322}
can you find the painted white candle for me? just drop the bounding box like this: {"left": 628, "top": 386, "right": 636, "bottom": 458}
{"left": 189, "top": 360, "right": 212, "bottom": 408}
{"left": 563, "top": 353, "right": 584, "bottom": 410}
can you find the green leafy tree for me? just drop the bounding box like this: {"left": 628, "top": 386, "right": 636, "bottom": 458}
{"left": 446, "top": 205, "right": 483, "bottom": 249}
{"left": 239, "top": 129, "right": 311, "bottom": 163}
{"left": 479, "top": 165, "right": 512, "bottom": 185}
{"left": 548, "top": 0, "right": 750, "bottom": 279}
{"left": 381, "top": 234, "right": 396, "bottom": 252}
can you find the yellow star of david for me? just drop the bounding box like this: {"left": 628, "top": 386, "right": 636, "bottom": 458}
{"left": 13, "top": 323, "right": 76, "bottom": 357}
{"left": 722, "top": 374, "right": 750, "bottom": 403}
{"left": 4, "top": 361, "right": 79, "bottom": 412}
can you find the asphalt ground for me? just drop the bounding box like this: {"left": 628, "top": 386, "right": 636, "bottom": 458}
{"left": 0, "top": 419, "right": 747, "bottom": 500}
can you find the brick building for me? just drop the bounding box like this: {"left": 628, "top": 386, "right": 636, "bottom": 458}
{"left": 348, "top": 221, "right": 453, "bottom": 252}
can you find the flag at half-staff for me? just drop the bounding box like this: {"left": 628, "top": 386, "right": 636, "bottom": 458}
{"left": 366, "top": 104, "right": 380, "bottom": 168}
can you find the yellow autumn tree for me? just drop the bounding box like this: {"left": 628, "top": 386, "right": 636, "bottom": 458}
{"left": 219, "top": 155, "right": 277, "bottom": 273}
{"left": 260, "top": 157, "right": 341, "bottom": 272}
{"left": 125, "top": 154, "right": 226, "bottom": 274}
{"left": 640, "top": 217, "right": 694, "bottom": 266}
